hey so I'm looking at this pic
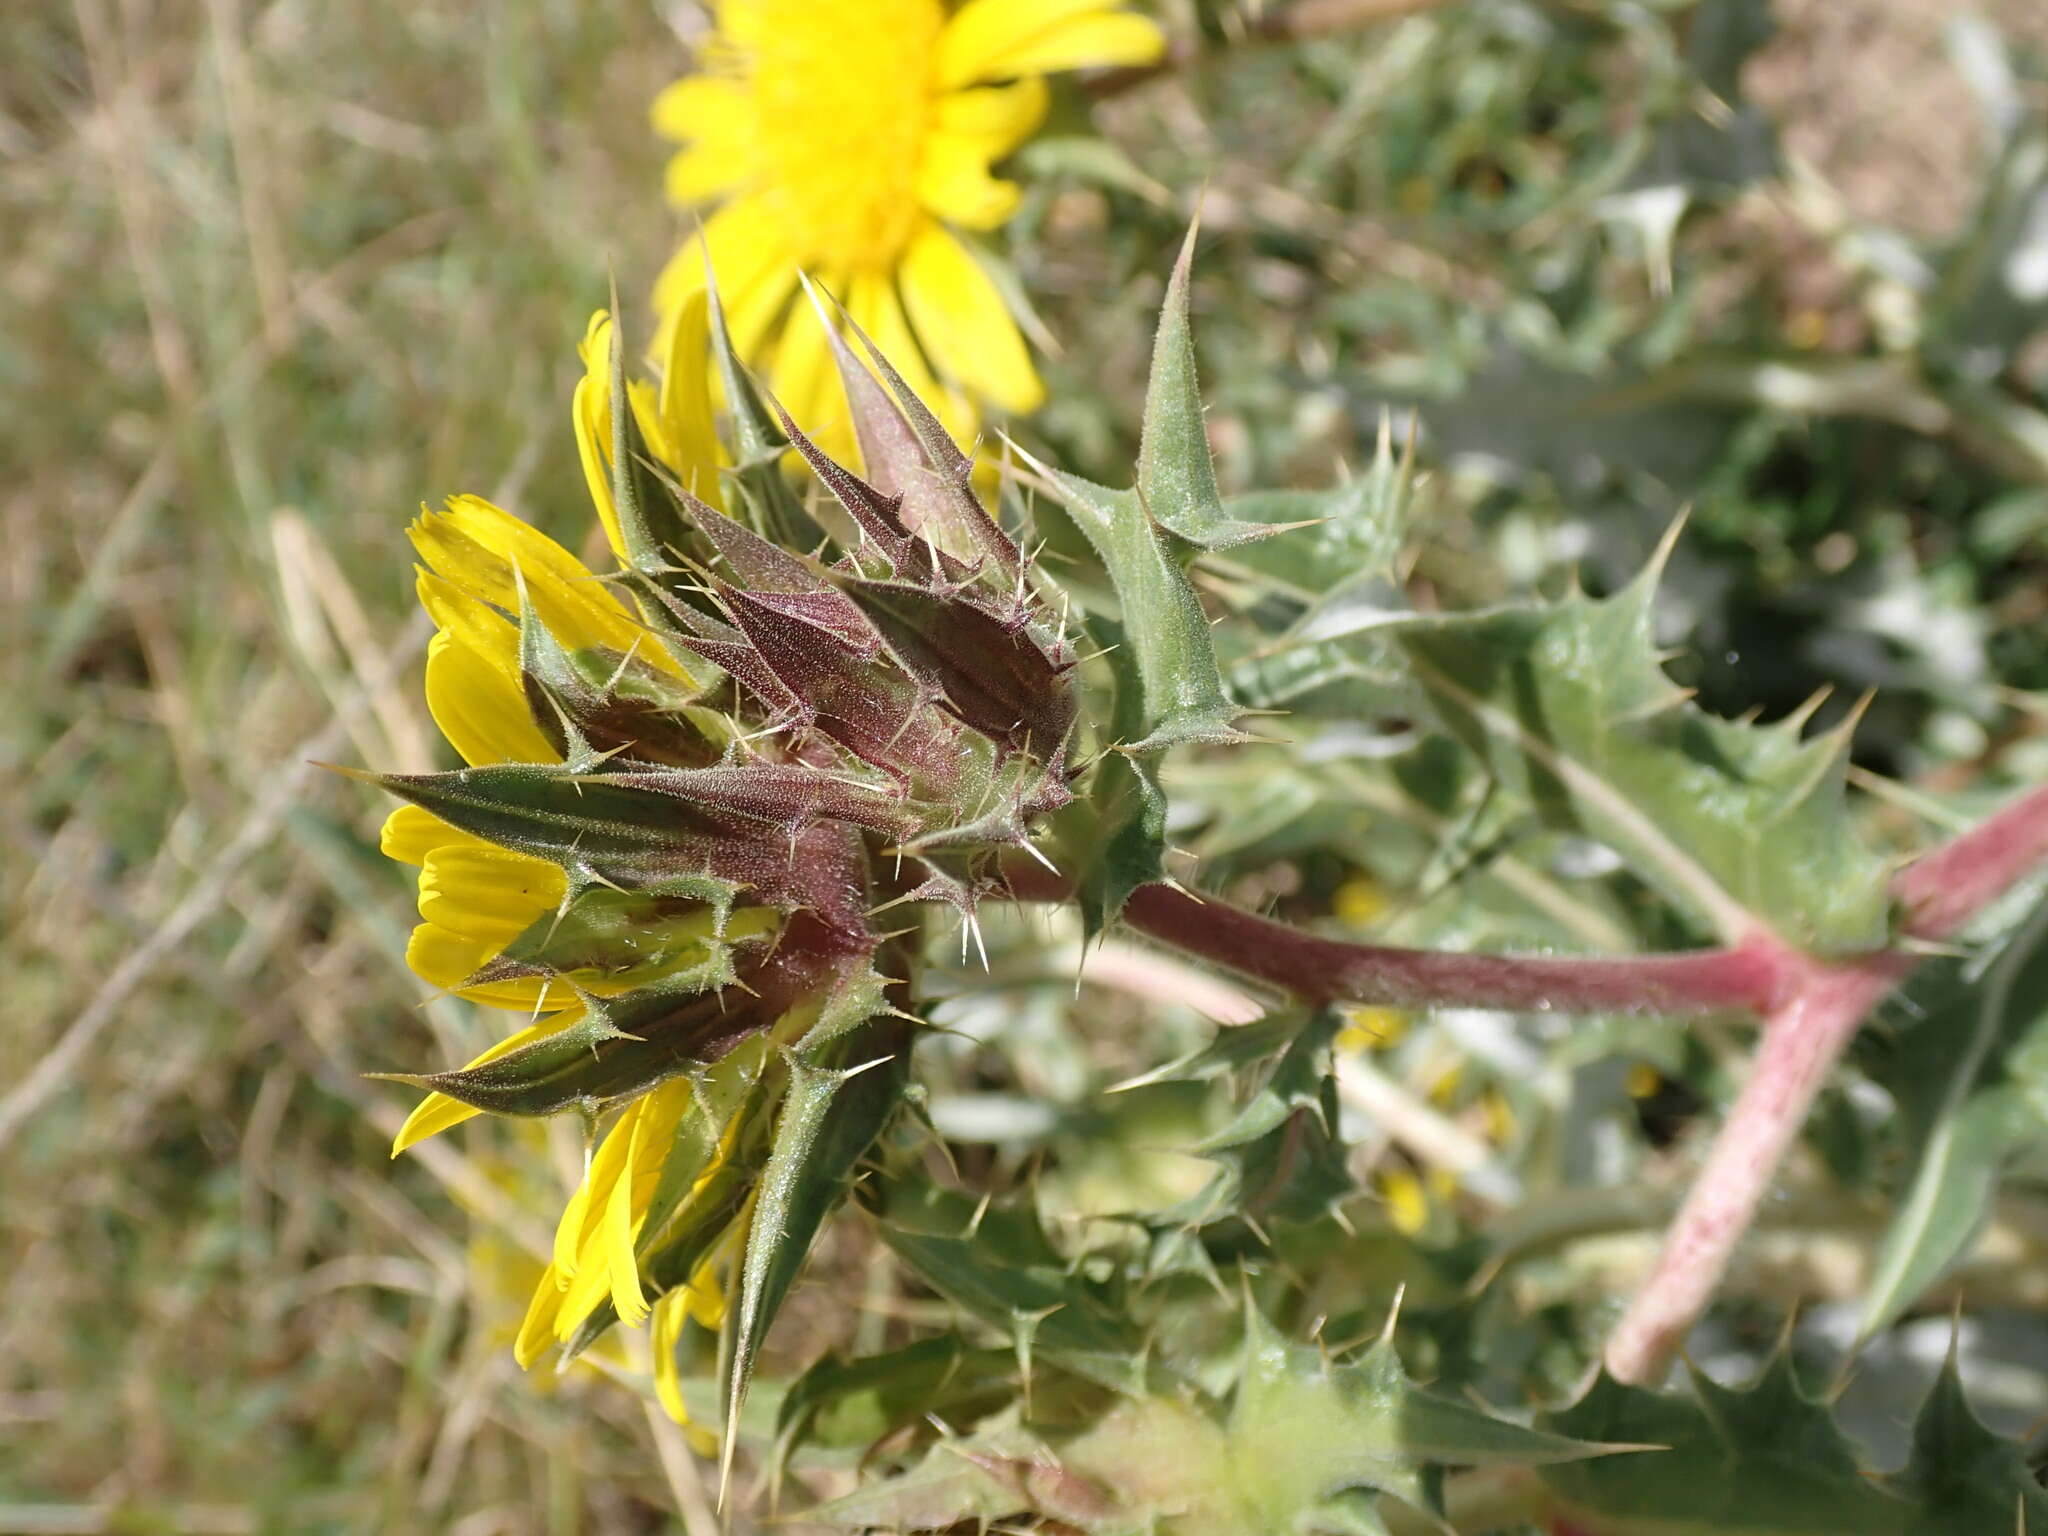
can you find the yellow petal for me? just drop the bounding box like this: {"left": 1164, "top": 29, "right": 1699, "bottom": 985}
{"left": 934, "top": 77, "right": 1050, "bottom": 151}
{"left": 380, "top": 804, "right": 461, "bottom": 866}
{"left": 412, "top": 496, "right": 681, "bottom": 676}
{"left": 915, "top": 133, "right": 1023, "bottom": 231}
{"left": 937, "top": 0, "right": 1164, "bottom": 90}
{"left": 651, "top": 73, "right": 750, "bottom": 144}
{"left": 1377, "top": 1167, "right": 1429, "bottom": 1236}
{"left": 573, "top": 311, "right": 627, "bottom": 561}
{"left": 899, "top": 222, "right": 1043, "bottom": 415}
{"left": 655, "top": 287, "right": 726, "bottom": 512}
{"left": 652, "top": 197, "right": 793, "bottom": 344}
{"left": 601, "top": 1105, "right": 653, "bottom": 1327}
{"left": 553, "top": 1105, "right": 645, "bottom": 1339}
{"left": 405, "top": 920, "right": 576, "bottom": 1011}
{"left": 390, "top": 1008, "right": 587, "bottom": 1155}
{"left": 771, "top": 277, "right": 846, "bottom": 443}
{"left": 577, "top": 310, "right": 693, "bottom": 562}
{"left": 651, "top": 1289, "right": 694, "bottom": 1423}
{"left": 681, "top": 1243, "right": 730, "bottom": 1329}
{"left": 416, "top": 569, "right": 520, "bottom": 685}
{"left": 515, "top": 1263, "right": 568, "bottom": 1368}
{"left": 422, "top": 629, "right": 557, "bottom": 768}
{"left": 665, "top": 143, "right": 752, "bottom": 206}
{"left": 417, "top": 842, "right": 564, "bottom": 946}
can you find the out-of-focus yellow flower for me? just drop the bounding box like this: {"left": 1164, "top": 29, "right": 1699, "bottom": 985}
{"left": 650, "top": 0, "right": 1165, "bottom": 446}
{"left": 1336, "top": 1005, "right": 1410, "bottom": 1053}
{"left": 1374, "top": 1164, "right": 1458, "bottom": 1237}
{"left": 1333, "top": 872, "right": 1390, "bottom": 929}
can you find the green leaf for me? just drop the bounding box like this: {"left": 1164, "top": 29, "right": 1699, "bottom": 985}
{"left": 1031, "top": 469, "right": 1241, "bottom": 753}
{"left": 1393, "top": 549, "right": 1891, "bottom": 949}
{"left": 876, "top": 1183, "right": 1151, "bottom": 1396}
{"left": 1860, "top": 895, "right": 2048, "bottom": 1334}
{"left": 1175, "top": 1010, "right": 1352, "bottom": 1229}
{"left": 1051, "top": 616, "right": 1169, "bottom": 936}
{"left": 1540, "top": 1355, "right": 1914, "bottom": 1535}
{"left": 811, "top": 1301, "right": 1617, "bottom": 1535}
{"left": 1878, "top": 1352, "right": 2048, "bottom": 1534}
{"left": 721, "top": 980, "right": 910, "bottom": 1473}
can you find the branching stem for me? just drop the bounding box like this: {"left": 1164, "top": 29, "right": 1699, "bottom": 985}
{"left": 1008, "top": 782, "right": 2048, "bottom": 1386}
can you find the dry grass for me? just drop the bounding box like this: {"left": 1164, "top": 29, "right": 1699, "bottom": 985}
{"left": 1, "top": 2, "right": 751, "bottom": 1528}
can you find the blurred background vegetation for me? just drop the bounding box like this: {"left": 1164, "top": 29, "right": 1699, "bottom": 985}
{"left": 6, "top": 0, "right": 2048, "bottom": 1530}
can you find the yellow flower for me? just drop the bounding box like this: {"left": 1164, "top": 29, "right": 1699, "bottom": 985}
{"left": 381, "top": 317, "right": 744, "bottom": 1155}
{"left": 514, "top": 1036, "right": 779, "bottom": 1409}
{"left": 650, "top": 0, "right": 1165, "bottom": 444}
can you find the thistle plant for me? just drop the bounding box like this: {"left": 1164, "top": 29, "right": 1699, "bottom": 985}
{"left": 355, "top": 233, "right": 2048, "bottom": 1529}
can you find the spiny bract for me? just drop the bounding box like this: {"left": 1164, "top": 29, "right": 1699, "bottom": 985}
{"left": 363, "top": 279, "right": 1087, "bottom": 1436}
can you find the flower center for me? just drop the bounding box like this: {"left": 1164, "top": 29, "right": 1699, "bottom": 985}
{"left": 740, "top": 0, "right": 944, "bottom": 273}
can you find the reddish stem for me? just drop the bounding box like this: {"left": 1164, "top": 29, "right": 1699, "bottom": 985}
{"left": 1605, "top": 782, "right": 2048, "bottom": 1382}
{"left": 1003, "top": 784, "right": 2048, "bottom": 1385}
{"left": 1894, "top": 783, "right": 2048, "bottom": 942}
{"left": 1116, "top": 883, "right": 1788, "bottom": 1017}
{"left": 1602, "top": 952, "right": 1906, "bottom": 1382}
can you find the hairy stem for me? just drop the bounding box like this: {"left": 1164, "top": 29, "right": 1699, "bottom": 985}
{"left": 1606, "top": 781, "right": 2048, "bottom": 1382}
{"left": 1602, "top": 953, "right": 1904, "bottom": 1383}
{"left": 1893, "top": 782, "right": 2048, "bottom": 943}
{"left": 1115, "top": 882, "right": 1787, "bottom": 1016}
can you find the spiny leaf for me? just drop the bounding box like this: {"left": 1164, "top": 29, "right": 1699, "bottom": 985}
{"left": 515, "top": 586, "right": 727, "bottom": 767}
{"left": 805, "top": 1412, "right": 1108, "bottom": 1531}
{"left": 465, "top": 886, "right": 763, "bottom": 991}
{"left": 380, "top": 961, "right": 781, "bottom": 1118}
{"left": 1392, "top": 550, "right": 1891, "bottom": 949}
{"left": 774, "top": 1335, "right": 1021, "bottom": 1465}
{"left": 1540, "top": 1355, "right": 1915, "bottom": 1535}
{"left": 722, "top": 990, "right": 911, "bottom": 1479}
{"left": 1051, "top": 616, "right": 1169, "bottom": 936}
{"left": 828, "top": 287, "right": 1018, "bottom": 578}
{"left": 875, "top": 1183, "right": 1151, "bottom": 1395}
{"left": 1133, "top": 225, "right": 1321, "bottom": 556}
{"left": 811, "top": 1301, "right": 1619, "bottom": 1535}
{"left": 356, "top": 762, "right": 744, "bottom": 883}
{"left": 1174, "top": 1009, "right": 1351, "bottom": 1229}
{"left": 1878, "top": 1352, "right": 2048, "bottom": 1534}
{"left": 592, "top": 761, "right": 918, "bottom": 840}
{"left": 604, "top": 296, "right": 682, "bottom": 572}
{"left": 1029, "top": 466, "right": 1241, "bottom": 754}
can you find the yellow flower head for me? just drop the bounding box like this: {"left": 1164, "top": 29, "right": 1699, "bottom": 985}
{"left": 378, "top": 319, "right": 763, "bottom": 1158}
{"left": 651, "top": 0, "right": 1164, "bottom": 442}
{"left": 364, "top": 269, "right": 1072, "bottom": 1433}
